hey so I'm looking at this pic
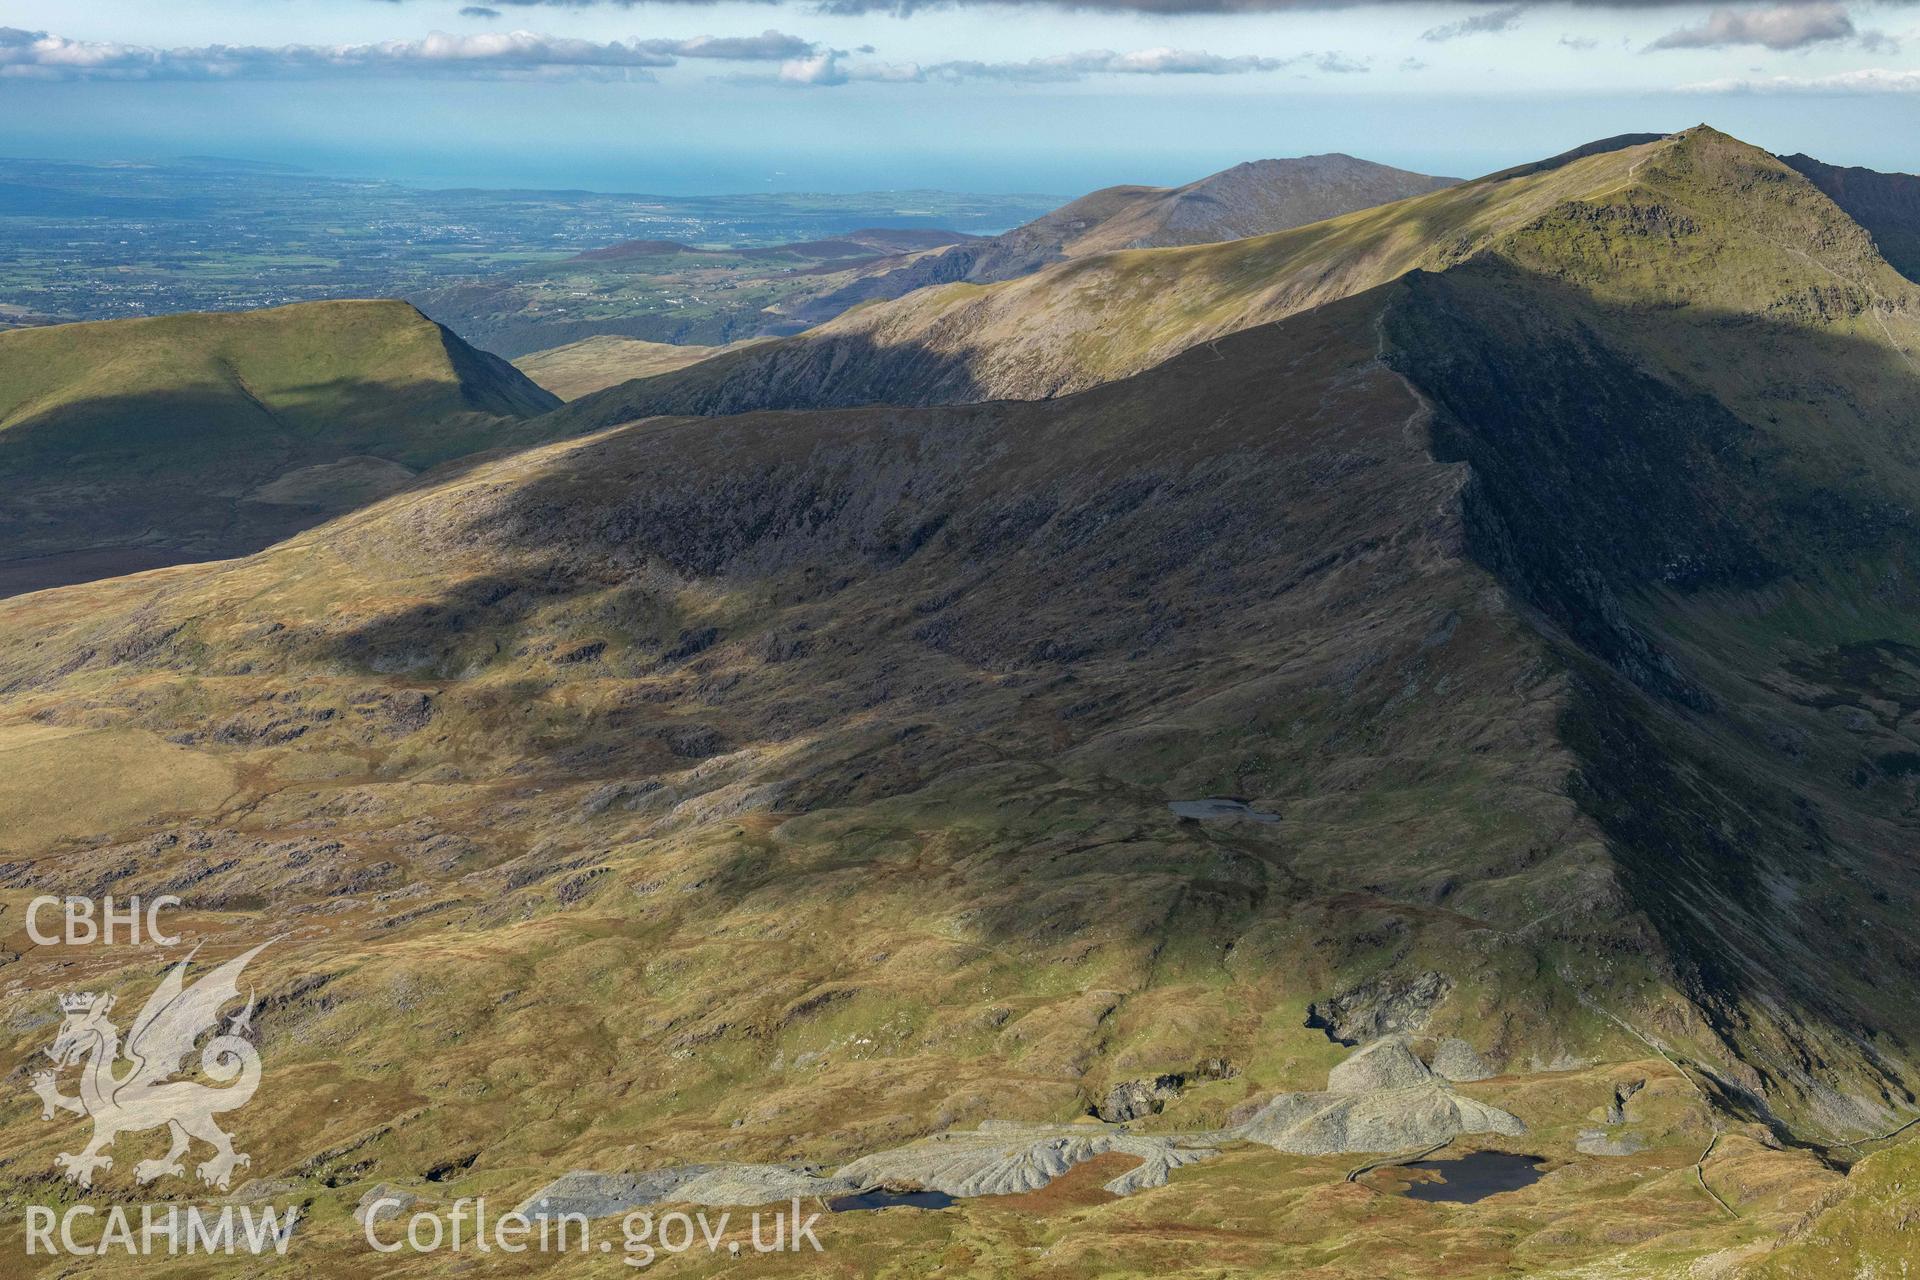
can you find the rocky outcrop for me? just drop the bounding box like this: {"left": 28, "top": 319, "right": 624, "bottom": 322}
{"left": 1431, "top": 1038, "right": 1496, "bottom": 1083}
{"left": 511, "top": 1038, "right": 1519, "bottom": 1220}
{"left": 514, "top": 1165, "right": 852, "bottom": 1218}
{"left": 1575, "top": 1129, "right": 1646, "bottom": 1156}
{"left": 1237, "top": 1084, "right": 1526, "bottom": 1157}
{"left": 1607, "top": 1079, "right": 1647, "bottom": 1124}
{"left": 1094, "top": 1074, "right": 1185, "bottom": 1122}
{"left": 835, "top": 1122, "right": 1219, "bottom": 1199}
{"left": 511, "top": 1125, "right": 1221, "bottom": 1220}
{"left": 1577, "top": 1078, "right": 1651, "bottom": 1156}
{"left": 1308, "top": 972, "right": 1455, "bottom": 1046}
{"left": 1329, "top": 1038, "right": 1436, "bottom": 1092}
{"left": 1236, "top": 1036, "right": 1526, "bottom": 1157}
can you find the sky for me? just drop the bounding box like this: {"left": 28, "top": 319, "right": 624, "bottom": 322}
{"left": 2, "top": 0, "right": 1918, "bottom": 194}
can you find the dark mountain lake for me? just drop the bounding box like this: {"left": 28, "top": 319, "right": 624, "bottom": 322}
{"left": 1397, "top": 1151, "right": 1547, "bottom": 1204}
{"left": 828, "top": 1189, "right": 956, "bottom": 1212}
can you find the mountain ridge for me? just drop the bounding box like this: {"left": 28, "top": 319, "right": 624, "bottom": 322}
{"left": 548, "top": 129, "right": 1920, "bottom": 442}
{"left": 785, "top": 152, "right": 1459, "bottom": 326}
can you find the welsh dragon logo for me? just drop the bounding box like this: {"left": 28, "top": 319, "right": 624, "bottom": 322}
{"left": 29, "top": 942, "right": 268, "bottom": 1191}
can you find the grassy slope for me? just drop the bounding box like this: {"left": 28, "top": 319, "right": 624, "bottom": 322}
{"left": 0, "top": 298, "right": 554, "bottom": 446}
{"left": 0, "top": 299, "right": 557, "bottom": 563}
{"left": 514, "top": 335, "right": 769, "bottom": 400}
{"left": 1745, "top": 1130, "right": 1920, "bottom": 1278}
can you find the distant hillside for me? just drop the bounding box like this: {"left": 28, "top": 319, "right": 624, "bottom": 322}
{"left": 1780, "top": 153, "right": 1920, "bottom": 282}
{"left": 789, "top": 154, "right": 1458, "bottom": 323}
{"left": 0, "top": 299, "right": 557, "bottom": 586}
{"left": 573, "top": 228, "right": 976, "bottom": 265}
{"left": 839, "top": 226, "right": 982, "bottom": 252}
{"left": 570, "top": 239, "right": 699, "bottom": 261}
{"left": 1066, "top": 153, "right": 1462, "bottom": 250}
{"left": 514, "top": 334, "right": 769, "bottom": 400}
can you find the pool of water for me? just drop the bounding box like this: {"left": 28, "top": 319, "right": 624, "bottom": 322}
{"left": 1168, "top": 798, "right": 1280, "bottom": 824}
{"left": 1397, "top": 1151, "right": 1547, "bottom": 1204}
{"left": 828, "top": 1189, "right": 956, "bottom": 1213}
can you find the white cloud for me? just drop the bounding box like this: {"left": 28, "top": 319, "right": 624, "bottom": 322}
{"left": 1079, "top": 46, "right": 1296, "bottom": 72}
{"left": 451, "top": 0, "right": 1920, "bottom": 15}
{"left": 663, "top": 30, "right": 816, "bottom": 60}
{"left": 778, "top": 44, "right": 1310, "bottom": 85}
{"left": 1421, "top": 5, "right": 1527, "bottom": 43}
{"left": 1313, "top": 50, "right": 1369, "bottom": 71}
{"left": 0, "top": 26, "right": 813, "bottom": 81}
{"left": 1682, "top": 67, "right": 1920, "bottom": 92}
{"left": 779, "top": 50, "right": 851, "bottom": 83}
{"left": 1647, "top": 4, "right": 1884, "bottom": 52}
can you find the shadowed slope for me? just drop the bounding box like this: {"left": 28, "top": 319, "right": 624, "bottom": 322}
{"left": 0, "top": 299, "right": 558, "bottom": 577}
{"left": 1384, "top": 125, "right": 1920, "bottom": 1136}
{"left": 0, "top": 293, "right": 1658, "bottom": 1217}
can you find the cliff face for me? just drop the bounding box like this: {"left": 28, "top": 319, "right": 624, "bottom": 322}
{"left": 1782, "top": 151, "right": 1920, "bottom": 282}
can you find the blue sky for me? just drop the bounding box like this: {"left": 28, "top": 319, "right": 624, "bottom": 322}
{"left": 4, "top": 0, "right": 1919, "bottom": 192}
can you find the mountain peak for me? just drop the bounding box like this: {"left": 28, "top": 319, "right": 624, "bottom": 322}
{"left": 1479, "top": 124, "right": 1912, "bottom": 332}
{"left": 767, "top": 151, "right": 1458, "bottom": 330}
{"left": 1661, "top": 122, "right": 1776, "bottom": 161}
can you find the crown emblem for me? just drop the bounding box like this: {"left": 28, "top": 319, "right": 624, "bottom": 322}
{"left": 58, "top": 992, "right": 98, "bottom": 1014}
